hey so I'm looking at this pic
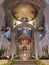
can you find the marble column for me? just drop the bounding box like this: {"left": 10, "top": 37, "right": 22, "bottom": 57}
{"left": 12, "top": 32, "right": 16, "bottom": 58}
{"left": 15, "top": 31, "right": 19, "bottom": 56}
{"left": 34, "top": 32, "right": 38, "bottom": 59}
{"left": 31, "top": 30, "right": 35, "bottom": 56}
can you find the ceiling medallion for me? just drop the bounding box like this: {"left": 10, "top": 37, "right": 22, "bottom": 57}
{"left": 12, "top": 2, "right": 37, "bottom": 22}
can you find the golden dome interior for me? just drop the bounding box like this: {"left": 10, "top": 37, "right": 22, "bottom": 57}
{"left": 12, "top": 3, "right": 36, "bottom": 21}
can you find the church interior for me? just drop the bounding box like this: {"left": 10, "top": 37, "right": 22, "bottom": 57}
{"left": 0, "top": 0, "right": 49, "bottom": 61}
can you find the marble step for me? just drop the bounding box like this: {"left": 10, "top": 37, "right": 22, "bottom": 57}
{"left": 12, "top": 61, "right": 37, "bottom": 65}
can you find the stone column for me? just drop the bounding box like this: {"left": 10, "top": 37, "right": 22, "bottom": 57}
{"left": 15, "top": 31, "right": 18, "bottom": 56}
{"left": 31, "top": 30, "right": 35, "bottom": 57}
{"left": 34, "top": 32, "right": 38, "bottom": 59}
{"left": 12, "top": 32, "right": 16, "bottom": 58}
{"left": 8, "top": 31, "right": 14, "bottom": 58}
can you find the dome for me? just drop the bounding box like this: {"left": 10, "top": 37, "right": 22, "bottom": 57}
{"left": 12, "top": 2, "right": 37, "bottom": 21}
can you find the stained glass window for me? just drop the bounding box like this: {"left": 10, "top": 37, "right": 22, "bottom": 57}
{"left": 17, "top": 27, "right": 32, "bottom": 38}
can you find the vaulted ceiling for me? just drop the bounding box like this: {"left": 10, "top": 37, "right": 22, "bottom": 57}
{"left": 2, "top": 0, "right": 46, "bottom": 30}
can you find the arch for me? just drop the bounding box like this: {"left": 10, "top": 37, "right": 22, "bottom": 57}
{"left": 18, "top": 34, "right": 32, "bottom": 43}
{"left": 14, "top": 23, "right": 35, "bottom": 32}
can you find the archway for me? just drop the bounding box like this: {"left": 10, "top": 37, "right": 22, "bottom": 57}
{"left": 13, "top": 24, "right": 35, "bottom": 60}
